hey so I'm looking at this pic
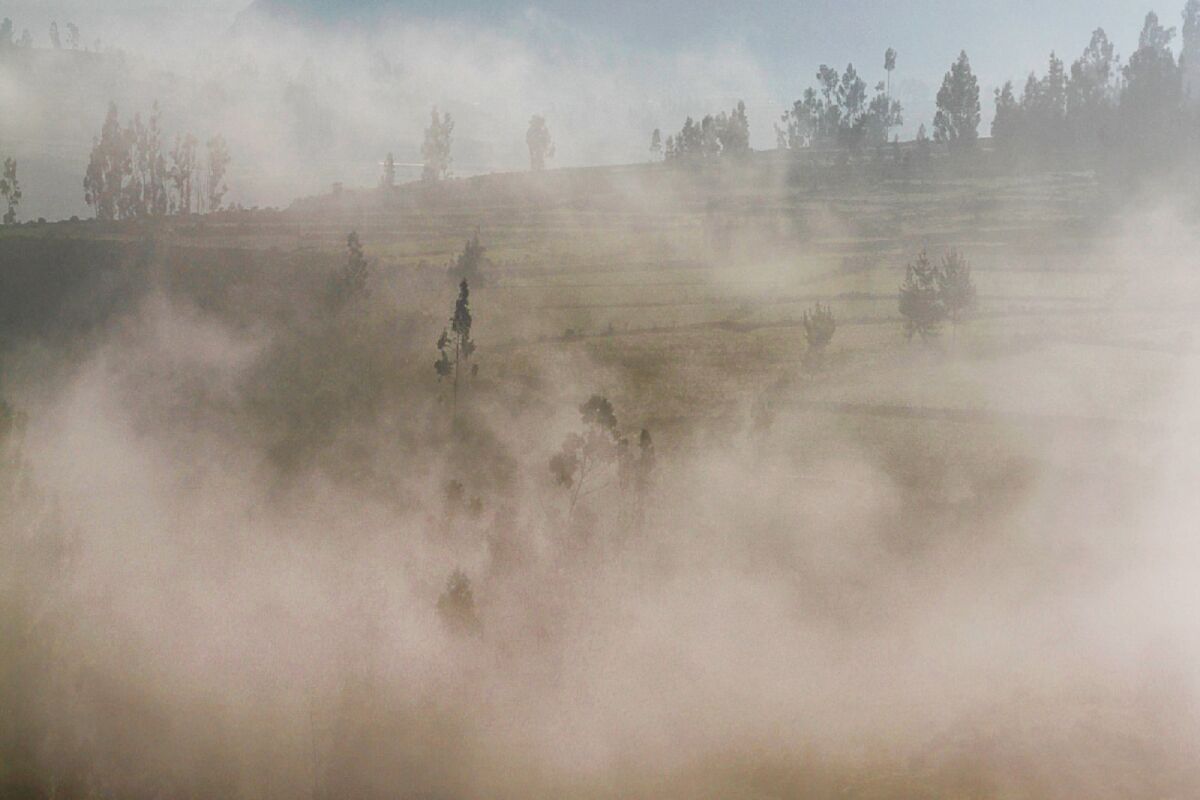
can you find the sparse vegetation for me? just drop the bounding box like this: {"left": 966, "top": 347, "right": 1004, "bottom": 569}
{"left": 7, "top": 3, "right": 1200, "bottom": 799}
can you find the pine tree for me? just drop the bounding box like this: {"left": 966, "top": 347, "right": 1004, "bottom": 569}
{"left": 937, "top": 249, "right": 976, "bottom": 336}
{"left": 933, "top": 51, "right": 981, "bottom": 150}
{"left": 899, "top": 250, "right": 945, "bottom": 341}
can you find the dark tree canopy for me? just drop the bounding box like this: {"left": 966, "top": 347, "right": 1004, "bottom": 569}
{"left": 934, "top": 51, "right": 981, "bottom": 150}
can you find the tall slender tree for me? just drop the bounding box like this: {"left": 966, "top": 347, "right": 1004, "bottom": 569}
{"left": 435, "top": 280, "right": 476, "bottom": 418}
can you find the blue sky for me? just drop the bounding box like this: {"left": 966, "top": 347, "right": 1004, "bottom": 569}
{"left": 241, "top": 0, "right": 1162, "bottom": 83}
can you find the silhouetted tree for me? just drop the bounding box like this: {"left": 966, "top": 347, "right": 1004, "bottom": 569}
{"left": 0, "top": 158, "right": 20, "bottom": 225}
{"left": 329, "top": 231, "right": 369, "bottom": 307}
{"left": 899, "top": 250, "right": 945, "bottom": 341}
{"left": 49, "top": 21, "right": 60, "bottom": 49}
{"left": 885, "top": 48, "right": 897, "bottom": 95}
{"left": 435, "top": 280, "right": 476, "bottom": 418}
{"left": 992, "top": 81, "right": 1021, "bottom": 155}
{"left": 421, "top": 107, "right": 454, "bottom": 182}
{"left": 1120, "top": 11, "right": 1182, "bottom": 171}
{"left": 65, "top": 22, "right": 79, "bottom": 50}
{"left": 0, "top": 19, "right": 12, "bottom": 49}
{"left": 934, "top": 51, "right": 980, "bottom": 150}
{"left": 716, "top": 101, "right": 751, "bottom": 155}
{"left": 650, "top": 128, "right": 662, "bottom": 160}
{"left": 778, "top": 62, "right": 896, "bottom": 151}
{"left": 550, "top": 395, "right": 622, "bottom": 524}
{"left": 526, "top": 114, "right": 555, "bottom": 171}
{"left": 802, "top": 302, "right": 836, "bottom": 351}
{"left": 667, "top": 101, "right": 751, "bottom": 161}
{"left": 84, "top": 103, "right": 129, "bottom": 221}
{"left": 447, "top": 231, "right": 487, "bottom": 286}
{"left": 1068, "top": 28, "right": 1120, "bottom": 148}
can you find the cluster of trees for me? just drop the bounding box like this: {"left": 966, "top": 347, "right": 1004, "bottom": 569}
{"left": 0, "top": 158, "right": 19, "bottom": 224}
{"left": 655, "top": 101, "right": 751, "bottom": 161}
{"left": 48, "top": 20, "right": 81, "bottom": 49}
{"left": 391, "top": 107, "right": 557, "bottom": 186}
{"left": 0, "top": 18, "right": 81, "bottom": 50}
{"left": 991, "top": 32, "right": 1119, "bottom": 158}
{"left": 776, "top": 53, "right": 904, "bottom": 151}
{"left": 549, "top": 395, "right": 656, "bottom": 531}
{"left": 992, "top": 5, "right": 1200, "bottom": 174}
{"left": 0, "top": 18, "right": 33, "bottom": 50}
{"left": 84, "top": 102, "right": 231, "bottom": 221}
{"left": 898, "top": 249, "right": 977, "bottom": 341}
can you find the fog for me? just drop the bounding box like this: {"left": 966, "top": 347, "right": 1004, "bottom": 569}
{"left": 4, "top": 2, "right": 1200, "bottom": 799}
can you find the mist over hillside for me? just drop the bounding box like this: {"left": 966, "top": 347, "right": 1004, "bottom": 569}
{"left": 4, "top": 1, "right": 1200, "bottom": 799}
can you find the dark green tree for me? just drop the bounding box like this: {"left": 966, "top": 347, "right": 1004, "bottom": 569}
{"left": 899, "top": 250, "right": 945, "bottom": 341}
{"left": 934, "top": 51, "right": 981, "bottom": 151}
{"left": 937, "top": 249, "right": 976, "bottom": 335}
{"left": 435, "top": 280, "right": 476, "bottom": 417}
